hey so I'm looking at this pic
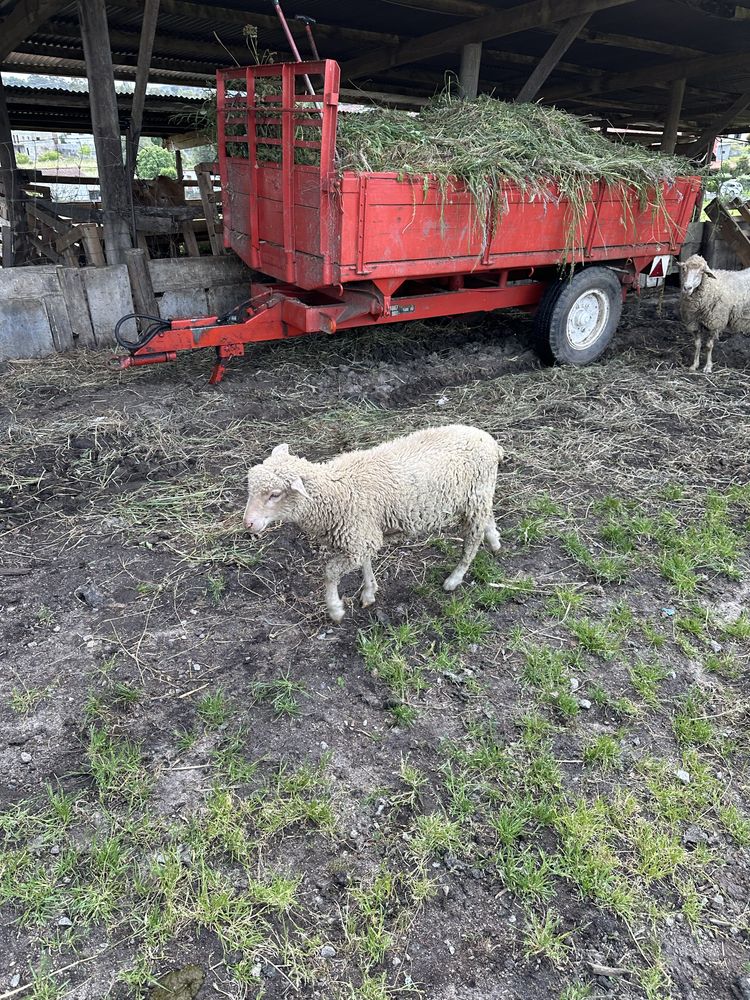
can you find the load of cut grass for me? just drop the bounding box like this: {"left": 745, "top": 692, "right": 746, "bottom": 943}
{"left": 335, "top": 93, "right": 696, "bottom": 255}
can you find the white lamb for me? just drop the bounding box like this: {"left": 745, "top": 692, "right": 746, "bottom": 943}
{"left": 679, "top": 254, "right": 750, "bottom": 373}
{"left": 243, "top": 424, "right": 503, "bottom": 623}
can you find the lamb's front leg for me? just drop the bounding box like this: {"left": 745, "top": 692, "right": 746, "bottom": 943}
{"left": 324, "top": 556, "right": 358, "bottom": 623}
{"left": 703, "top": 334, "right": 717, "bottom": 373}
{"left": 360, "top": 556, "right": 378, "bottom": 608}
{"left": 689, "top": 333, "right": 702, "bottom": 371}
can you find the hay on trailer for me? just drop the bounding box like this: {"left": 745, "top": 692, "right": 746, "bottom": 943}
{"left": 334, "top": 94, "right": 697, "bottom": 255}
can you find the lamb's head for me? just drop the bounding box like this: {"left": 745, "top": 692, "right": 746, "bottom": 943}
{"left": 679, "top": 254, "right": 717, "bottom": 297}
{"left": 243, "top": 443, "right": 311, "bottom": 534}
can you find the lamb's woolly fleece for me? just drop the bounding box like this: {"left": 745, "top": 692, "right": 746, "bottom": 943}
{"left": 246, "top": 424, "right": 502, "bottom": 563}
{"left": 680, "top": 254, "right": 750, "bottom": 335}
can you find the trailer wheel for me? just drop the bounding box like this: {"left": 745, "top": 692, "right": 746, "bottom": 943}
{"left": 536, "top": 267, "right": 622, "bottom": 365}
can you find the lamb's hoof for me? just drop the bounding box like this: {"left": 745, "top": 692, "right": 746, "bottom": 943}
{"left": 443, "top": 575, "right": 462, "bottom": 592}
{"left": 361, "top": 592, "right": 377, "bottom": 608}
{"left": 328, "top": 604, "right": 346, "bottom": 624}
{"left": 703, "top": 365, "right": 713, "bottom": 374}
{"left": 689, "top": 365, "right": 699, "bottom": 373}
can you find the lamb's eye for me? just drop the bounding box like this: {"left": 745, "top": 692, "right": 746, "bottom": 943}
{"left": 268, "top": 490, "right": 283, "bottom": 502}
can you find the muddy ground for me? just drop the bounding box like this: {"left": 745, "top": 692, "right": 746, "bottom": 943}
{"left": 0, "top": 290, "right": 749, "bottom": 1000}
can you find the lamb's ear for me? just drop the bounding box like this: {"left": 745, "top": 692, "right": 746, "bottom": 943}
{"left": 704, "top": 267, "right": 718, "bottom": 279}
{"left": 289, "top": 476, "right": 310, "bottom": 500}
{"left": 271, "top": 443, "right": 289, "bottom": 458}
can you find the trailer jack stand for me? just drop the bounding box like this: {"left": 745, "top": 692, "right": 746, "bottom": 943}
{"left": 209, "top": 344, "right": 245, "bottom": 385}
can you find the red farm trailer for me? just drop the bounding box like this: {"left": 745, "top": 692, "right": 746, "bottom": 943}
{"left": 116, "top": 60, "right": 702, "bottom": 384}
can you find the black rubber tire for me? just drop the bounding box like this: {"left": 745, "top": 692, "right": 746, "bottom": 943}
{"left": 532, "top": 278, "right": 566, "bottom": 364}
{"left": 536, "top": 267, "right": 622, "bottom": 366}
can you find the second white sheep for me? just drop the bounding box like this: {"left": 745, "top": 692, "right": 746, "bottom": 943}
{"left": 679, "top": 254, "right": 750, "bottom": 373}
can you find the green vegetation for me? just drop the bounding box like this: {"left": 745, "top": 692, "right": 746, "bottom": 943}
{"left": 135, "top": 140, "right": 177, "bottom": 179}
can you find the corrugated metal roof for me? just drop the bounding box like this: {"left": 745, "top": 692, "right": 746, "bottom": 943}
{"left": 2, "top": 0, "right": 749, "bottom": 134}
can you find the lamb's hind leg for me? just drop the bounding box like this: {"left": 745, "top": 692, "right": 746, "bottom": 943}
{"left": 444, "top": 521, "right": 485, "bottom": 592}
{"left": 360, "top": 556, "right": 378, "bottom": 608}
{"left": 484, "top": 518, "right": 501, "bottom": 554}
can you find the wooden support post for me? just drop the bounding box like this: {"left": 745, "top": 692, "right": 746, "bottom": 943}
{"left": 660, "top": 77, "right": 686, "bottom": 153}
{"left": 125, "top": 247, "right": 160, "bottom": 316}
{"left": 1, "top": 227, "right": 11, "bottom": 267}
{"left": 172, "top": 149, "right": 199, "bottom": 254}
{"left": 0, "top": 75, "right": 28, "bottom": 266}
{"left": 80, "top": 223, "right": 106, "bottom": 266}
{"left": 78, "top": 0, "right": 133, "bottom": 265}
{"left": 126, "top": 0, "right": 160, "bottom": 182}
{"left": 458, "top": 42, "right": 482, "bottom": 99}
{"left": 195, "top": 164, "right": 222, "bottom": 255}
{"left": 516, "top": 13, "right": 592, "bottom": 103}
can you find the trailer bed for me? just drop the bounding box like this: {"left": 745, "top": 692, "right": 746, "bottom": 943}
{"left": 219, "top": 60, "right": 700, "bottom": 290}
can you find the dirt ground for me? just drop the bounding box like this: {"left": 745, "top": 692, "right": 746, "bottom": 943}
{"left": 1, "top": 290, "right": 749, "bottom": 1000}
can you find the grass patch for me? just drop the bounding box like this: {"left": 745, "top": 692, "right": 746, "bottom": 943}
{"left": 523, "top": 909, "right": 571, "bottom": 966}
{"left": 9, "top": 685, "right": 48, "bottom": 714}
{"left": 560, "top": 531, "right": 629, "bottom": 584}
{"left": 567, "top": 617, "right": 620, "bottom": 660}
{"left": 251, "top": 675, "right": 306, "bottom": 718}
{"left": 672, "top": 689, "right": 716, "bottom": 749}
{"left": 197, "top": 689, "right": 232, "bottom": 727}
{"left": 629, "top": 660, "right": 668, "bottom": 708}
{"left": 582, "top": 734, "right": 621, "bottom": 772}
{"left": 519, "top": 643, "right": 581, "bottom": 718}
{"left": 86, "top": 726, "right": 150, "bottom": 806}
{"left": 546, "top": 585, "right": 585, "bottom": 621}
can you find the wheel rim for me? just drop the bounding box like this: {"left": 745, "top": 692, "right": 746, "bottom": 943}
{"left": 565, "top": 288, "right": 610, "bottom": 350}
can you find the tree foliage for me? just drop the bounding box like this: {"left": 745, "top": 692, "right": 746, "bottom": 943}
{"left": 136, "top": 143, "right": 177, "bottom": 179}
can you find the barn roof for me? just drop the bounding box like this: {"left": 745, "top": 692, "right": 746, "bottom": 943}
{"left": 1, "top": 0, "right": 749, "bottom": 137}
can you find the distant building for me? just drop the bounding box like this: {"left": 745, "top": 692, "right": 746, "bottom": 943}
{"left": 12, "top": 130, "right": 51, "bottom": 156}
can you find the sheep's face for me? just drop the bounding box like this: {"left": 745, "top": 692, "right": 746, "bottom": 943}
{"left": 679, "top": 255, "right": 717, "bottom": 297}
{"left": 243, "top": 444, "right": 310, "bottom": 534}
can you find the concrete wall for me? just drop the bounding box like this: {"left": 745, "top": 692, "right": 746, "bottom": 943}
{"left": 0, "top": 256, "right": 253, "bottom": 361}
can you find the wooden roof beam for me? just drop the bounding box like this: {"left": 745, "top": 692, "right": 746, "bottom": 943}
{"left": 678, "top": 89, "right": 750, "bottom": 155}
{"left": 542, "top": 25, "right": 705, "bottom": 60}
{"left": 0, "top": 0, "right": 71, "bottom": 60}
{"left": 341, "top": 0, "right": 636, "bottom": 80}
{"left": 5, "top": 50, "right": 213, "bottom": 83}
{"left": 114, "top": 0, "right": 400, "bottom": 50}
{"left": 543, "top": 48, "right": 750, "bottom": 100}
{"left": 515, "top": 12, "right": 592, "bottom": 102}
